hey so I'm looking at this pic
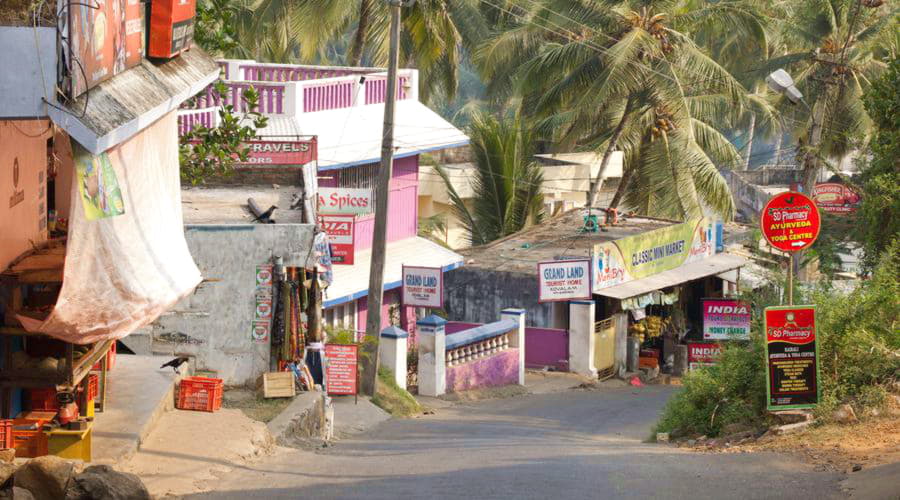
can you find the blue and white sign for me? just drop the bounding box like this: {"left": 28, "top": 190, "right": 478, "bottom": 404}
{"left": 402, "top": 266, "right": 443, "bottom": 308}
{"left": 538, "top": 259, "right": 592, "bottom": 303}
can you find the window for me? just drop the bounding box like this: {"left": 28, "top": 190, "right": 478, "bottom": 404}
{"left": 338, "top": 164, "right": 378, "bottom": 214}
{"left": 324, "top": 301, "right": 357, "bottom": 334}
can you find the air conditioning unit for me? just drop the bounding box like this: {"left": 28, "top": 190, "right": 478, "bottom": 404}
{"left": 148, "top": 0, "right": 196, "bottom": 59}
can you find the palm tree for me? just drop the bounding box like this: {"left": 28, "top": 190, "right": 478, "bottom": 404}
{"left": 477, "top": 0, "right": 772, "bottom": 221}
{"left": 760, "top": 0, "right": 898, "bottom": 192}
{"left": 240, "top": 0, "right": 488, "bottom": 102}
{"left": 434, "top": 113, "right": 545, "bottom": 246}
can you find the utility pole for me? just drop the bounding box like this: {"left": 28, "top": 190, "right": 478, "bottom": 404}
{"left": 363, "top": 0, "right": 406, "bottom": 395}
{"left": 801, "top": 96, "right": 828, "bottom": 194}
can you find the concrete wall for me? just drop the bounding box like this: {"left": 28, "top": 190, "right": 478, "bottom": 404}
{"left": 445, "top": 348, "right": 519, "bottom": 392}
{"left": 444, "top": 268, "right": 552, "bottom": 327}
{"left": 150, "top": 223, "right": 315, "bottom": 386}
{"left": 0, "top": 28, "right": 57, "bottom": 118}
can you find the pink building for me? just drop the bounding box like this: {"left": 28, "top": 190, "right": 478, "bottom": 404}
{"left": 179, "top": 60, "right": 469, "bottom": 338}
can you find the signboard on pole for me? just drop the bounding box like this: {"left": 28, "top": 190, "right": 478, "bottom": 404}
{"left": 538, "top": 259, "right": 591, "bottom": 302}
{"left": 702, "top": 298, "right": 751, "bottom": 340}
{"left": 325, "top": 344, "right": 358, "bottom": 395}
{"left": 688, "top": 342, "right": 722, "bottom": 371}
{"left": 317, "top": 214, "right": 355, "bottom": 265}
{"left": 238, "top": 140, "right": 316, "bottom": 166}
{"left": 402, "top": 266, "right": 443, "bottom": 308}
{"left": 593, "top": 218, "right": 714, "bottom": 291}
{"left": 317, "top": 188, "right": 373, "bottom": 215}
{"left": 760, "top": 192, "right": 821, "bottom": 252}
{"left": 765, "top": 305, "right": 819, "bottom": 410}
{"left": 812, "top": 182, "right": 861, "bottom": 214}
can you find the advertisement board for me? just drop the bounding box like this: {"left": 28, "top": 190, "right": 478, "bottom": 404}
{"left": 812, "top": 182, "right": 861, "bottom": 214}
{"left": 765, "top": 305, "right": 819, "bottom": 410}
{"left": 702, "top": 298, "right": 751, "bottom": 340}
{"left": 317, "top": 214, "right": 355, "bottom": 265}
{"left": 317, "top": 188, "right": 373, "bottom": 215}
{"left": 66, "top": 0, "right": 145, "bottom": 98}
{"left": 593, "top": 218, "right": 714, "bottom": 291}
{"left": 688, "top": 342, "right": 722, "bottom": 371}
{"left": 402, "top": 266, "right": 443, "bottom": 308}
{"left": 537, "top": 259, "right": 591, "bottom": 302}
{"left": 325, "top": 344, "right": 358, "bottom": 396}
{"left": 237, "top": 140, "right": 316, "bottom": 166}
{"left": 251, "top": 264, "right": 274, "bottom": 343}
{"left": 761, "top": 192, "right": 821, "bottom": 252}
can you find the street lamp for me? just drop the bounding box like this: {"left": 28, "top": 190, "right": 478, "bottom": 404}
{"left": 765, "top": 69, "right": 805, "bottom": 106}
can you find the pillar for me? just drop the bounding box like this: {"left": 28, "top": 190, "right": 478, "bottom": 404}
{"left": 568, "top": 300, "right": 597, "bottom": 377}
{"left": 416, "top": 315, "right": 447, "bottom": 397}
{"left": 501, "top": 308, "right": 526, "bottom": 386}
{"left": 380, "top": 326, "right": 408, "bottom": 390}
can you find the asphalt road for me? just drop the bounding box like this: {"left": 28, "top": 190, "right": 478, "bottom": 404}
{"left": 189, "top": 385, "right": 846, "bottom": 499}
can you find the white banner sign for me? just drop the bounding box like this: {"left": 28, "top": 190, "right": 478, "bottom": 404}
{"left": 402, "top": 266, "right": 443, "bottom": 308}
{"left": 538, "top": 259, "right": 591, "bottom": 302}
{"left": 317, "top": 187, "right": 373, "bottom": 215}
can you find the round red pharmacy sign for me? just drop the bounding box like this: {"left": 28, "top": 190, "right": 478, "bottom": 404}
{"left": 761, "top": 191, "right": 821, "bottom": 252}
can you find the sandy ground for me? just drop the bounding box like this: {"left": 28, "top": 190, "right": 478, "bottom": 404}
{"left": 121, "top": 409, "right": 275, "bottom": 498}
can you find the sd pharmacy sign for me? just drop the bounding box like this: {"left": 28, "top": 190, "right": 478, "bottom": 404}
{"left": 761, "top": 192, "right": 821, "bottom": 252}
{"left": 538, "top": 259, "right": 591, "bottom": 302}
{"left": 402, "top": 266, "right": 443, "bottom": 308}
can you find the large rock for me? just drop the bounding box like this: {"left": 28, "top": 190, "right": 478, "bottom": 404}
{"left": 0, "top": 487, "right": 36, "bottom": 500}
{"left": 65, "top": 465, "right": 150, "bottom": 500}
{"left": 14, "top": 456, "right": 75, "bottom": 500}
{"left": 0, "top": 450, "right": 16, "bottom": 464}
{"left": 0, "top": 463, "right": 18, "bottom": 486}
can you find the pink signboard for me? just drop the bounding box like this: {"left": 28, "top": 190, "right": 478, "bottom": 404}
{"left": 688, "top": 342, "right": 722, "bottom": 371}
{"left": 325, "top": 344, "right": 358, "bottom": 395}
{"left": 317, "top": 214, "right": 355, "bottom": 265}
{"left": 702, "top": 298, "right": 751, "bottom": 340}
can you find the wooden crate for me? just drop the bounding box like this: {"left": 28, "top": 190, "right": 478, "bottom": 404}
{"left": 263, "top": 372, "right": 295, "bottom": 399}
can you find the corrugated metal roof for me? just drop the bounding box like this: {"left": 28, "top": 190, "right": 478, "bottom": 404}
{"left": 49, "top": 48, "right": 220, "bottom": 154}
{"left": 324, "top": 237, "right": 464, "bottom": 307}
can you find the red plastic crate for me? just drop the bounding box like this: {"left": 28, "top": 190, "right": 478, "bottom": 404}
{"left": 26, "top": 388, "right": 58, "bottom": 411}
{"left": 176, "top": 377, "right": 223, "bottom": 412}
{"left": 0, "top": 420, "right": 13, "bottom": 449}
{"left": 92, "top": 342, "right": 117, "bottom": 371}
{"left": 12, "top": 419, "right": 48, "bottom": 458}
{"left": 87, "top": 373, "right": 99, "bottom": 401}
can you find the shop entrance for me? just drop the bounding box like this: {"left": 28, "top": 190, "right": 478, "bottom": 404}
{"left": 594, "top": 317, "right": 615, "bottom": 376}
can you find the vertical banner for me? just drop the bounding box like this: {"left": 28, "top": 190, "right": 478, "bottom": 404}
{"left": 317, "top": 214, "right": 355, "bottom": 265}
{"left": 325, "top": 344, "right": 358, "bottom": 395}
{"left": 765, "top": 305, "right": 819, "bottom": 410}
{"left": 537, "top": 259, "right": 591, "bottom": 302}
{"left": 252, "top": 264, "right": 274, "bottom": 343}
{"left": 73, "top": 146, "right": 125, "bottom": 221}
{"left": 402, "top": 266, "right": 443, "bottom": 308}
{"left": 702, "top": 298, "right": 751, "bottom": 340}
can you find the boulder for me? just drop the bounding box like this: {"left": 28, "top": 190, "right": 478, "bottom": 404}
{"left": 14, "top": 456, "right": 75, "bottom": 500}
{"left": 0, "top": 451, "right": 16, "bottom": 464}
{"left": 772, "top": 410, "right": 812, "bottom": 425}
{"left": 0, "top": 487, "right": 36, "bottom": 500}
{"left": 65, "top": 465, "right": 150, "bottom": 500}
{"left": 0, "top": 463, "right": 18, "bottom": 486}
{"left": 832, "top": 404, "right": 858, "bottom": 424}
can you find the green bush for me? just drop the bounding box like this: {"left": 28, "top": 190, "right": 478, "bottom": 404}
{"left": 656, "top": 243, "right": 900, "bottom": 436}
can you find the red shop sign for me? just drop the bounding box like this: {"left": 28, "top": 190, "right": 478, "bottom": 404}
{"left": 812, "top": 182, "right": 861, "bottom": 215}
{"left": 317, "top": 214, "right": 355, "bottom": 265}
{"left": 237, "top": 140, "right": 317, "bottom": 166}
{"left": 760, "top": 191, "right": 821, "bottom": 252}
{"left": 764, "top": 305, "right": 819, "bottom": 410}
{"left": 325, "top": 344, "right": 358, "bottom": 396}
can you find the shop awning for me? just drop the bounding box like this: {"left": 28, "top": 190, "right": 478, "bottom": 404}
{"left": 593, "top": 253, "right": 747, "bottom": 300}
{"left": 324, "top": 237, "right": 464, "bottom": 307}
{"left": 259, "top": 100, "right": 470, "bottom": 171}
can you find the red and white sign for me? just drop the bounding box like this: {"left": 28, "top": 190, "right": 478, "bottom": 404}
{"left": 702, "top": 298, "right": 751, "bottom": 340}
{"left": 317, "top": 188, "right": 372, "bottom": 215}
{"left": 537, "top": 259, "right": 591, "bottom": 302}
{"left": 402, "top": 266, "right": 443, "bottom": 308}
{"left": 812, "top": 182, "right": 861, "bottom": 214}
{"left": 325, "top": 344, "right": 358, "bottom": 395}
{"left": 688, "top": 342, "right": 722, "bottom": 370}
{"left": 760, "top": 191, "right": 821, "bottom": 252}
{"left": 764, "top": 305, "right": 818, "bottom": 410}
{"left": 317, "top": 214, "right": 355, "bottom": 265}
{"left": 238, "top": 140, "right": 316, "bottom": 166}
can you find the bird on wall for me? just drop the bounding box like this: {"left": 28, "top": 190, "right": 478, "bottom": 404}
{"left": 160, "top": 357, "right": 190, "bottom": 373}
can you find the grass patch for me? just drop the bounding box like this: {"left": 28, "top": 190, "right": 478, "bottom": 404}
{"left": 222, "top": 388, "right": 293, "bottom": 423}
{"left": 371, "top": 367, "right": 422, "bottom": 417}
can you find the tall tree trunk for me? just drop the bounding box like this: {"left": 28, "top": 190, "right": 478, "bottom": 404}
{"left": 743, "top": 113, "right": 756, "bottom": 169}
{"left": 608, "top": 162, "right": 636, "bottom": 212}
{"left": 587, "top": 97, "right": 633, "bottom": 208}
{"left": 347, "top": 0, "right": 372, "bottom": 67}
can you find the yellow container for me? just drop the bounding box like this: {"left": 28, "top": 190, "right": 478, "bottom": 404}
{"left": 44, "top": 423, "right": 92, "bottom": 462}
{"left": 85, "top": 399, "right": 95, "bottom": 418}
